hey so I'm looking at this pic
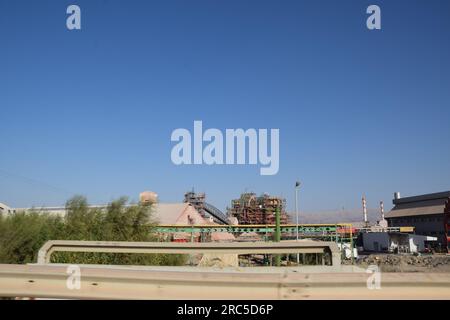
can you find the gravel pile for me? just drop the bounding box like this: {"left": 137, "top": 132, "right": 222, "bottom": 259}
{"left": 353, "top": 254, "right": 450, "bottom": 272}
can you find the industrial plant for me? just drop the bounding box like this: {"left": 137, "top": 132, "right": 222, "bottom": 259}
{"left": 1, "top": 187, "right": 450, "bottom": 299}
{"left": 2, "top": 189, "right": 449, "bottom": 257}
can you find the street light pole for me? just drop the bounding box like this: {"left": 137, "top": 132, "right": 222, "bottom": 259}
{"left": 295, "top": 181, "right": 301, "bottom": 264}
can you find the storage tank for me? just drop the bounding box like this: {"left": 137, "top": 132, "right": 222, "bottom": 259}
{"left": 139, "top": 191, "right": 158, "bottom": 205}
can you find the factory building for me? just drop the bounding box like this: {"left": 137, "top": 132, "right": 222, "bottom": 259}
{"left": 385, "top": 191, "right": 450, "bottom": 251}
{"left": 361, "top": 232, "right": 437, "bottom": 254}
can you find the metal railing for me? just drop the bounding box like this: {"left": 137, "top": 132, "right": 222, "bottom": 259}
{"left": 37, "top": 240, "right": 342, "bottom": 266}
{"left": 1, "top": 264, "right": 449, "bottom": 299}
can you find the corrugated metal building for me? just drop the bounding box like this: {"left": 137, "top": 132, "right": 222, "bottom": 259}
{"left": 385, "top": 191, "right": 450, "bottom": 250}
{"left": 361, "top": 232, "right": 437, "bottom": 253}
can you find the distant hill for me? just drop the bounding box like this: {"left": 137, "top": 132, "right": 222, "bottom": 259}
{"left": 287, "top": 208, "right": 383, "bottom": 225}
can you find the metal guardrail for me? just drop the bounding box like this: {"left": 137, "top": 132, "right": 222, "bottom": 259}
{"left": 1, "top": 264, "right": 449, "bottom": 299}
{"left": 37, "top": 240, "right": 342, "bottom": 266}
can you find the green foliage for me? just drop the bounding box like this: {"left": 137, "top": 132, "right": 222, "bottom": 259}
{"left": 0, "top": 210, "right": 64, "bottom": 264}
{"left": 0, "top": 196, "right": 186, "bottom": 266}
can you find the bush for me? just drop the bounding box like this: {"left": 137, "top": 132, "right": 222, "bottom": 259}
{"left": 0, "top": 196, "right": 186, "bottom": 266}
{"left": 0, "top": 211, "right": 64, "bottom": 264}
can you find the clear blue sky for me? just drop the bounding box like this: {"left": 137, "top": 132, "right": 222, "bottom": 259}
{"left": 1, "top": 0, "right": 449, "bottom": 214}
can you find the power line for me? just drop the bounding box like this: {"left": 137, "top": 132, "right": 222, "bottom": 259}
{"left": 0, "top": 169, "right": 74, "bottom": 196}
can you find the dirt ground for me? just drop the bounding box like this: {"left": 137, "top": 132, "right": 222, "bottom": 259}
{"left": 344, "top": 254, "right": 450, "bottom": 272}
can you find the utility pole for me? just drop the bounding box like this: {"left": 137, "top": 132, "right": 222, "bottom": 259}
{"left": 295, "top": 181, "right": 301, "bottom": 264}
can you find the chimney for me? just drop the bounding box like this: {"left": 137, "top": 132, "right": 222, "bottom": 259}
{"left": 362, "top": 196, "right": 368, "bottom": 227}
{"left": 380, "top": 201, "right": 385, "bottom": 220}
{"left": 394, "top": 192, "right": 401, "bottom": 200}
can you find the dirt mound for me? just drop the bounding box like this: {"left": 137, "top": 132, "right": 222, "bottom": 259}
{"left": 353, "top": 254, "right": 450, "bottom": 272}
{"left": 197, "top": 253, "right": 239, "bottom": 268}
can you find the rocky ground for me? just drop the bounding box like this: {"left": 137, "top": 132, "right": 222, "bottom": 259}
{"left": 344, "top": 254, "right": 450, "bottom": 272}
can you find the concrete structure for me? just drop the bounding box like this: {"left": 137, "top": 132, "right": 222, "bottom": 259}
{"left": 361, "top": 232, "right": 437, "bottom": 253}
{"left": 385, "top": 191, "right": 450, "bottom": 250}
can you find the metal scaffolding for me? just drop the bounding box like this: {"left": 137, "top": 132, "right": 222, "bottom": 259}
{"left": 227, "top": 193, "right": 289, "bottom": 225}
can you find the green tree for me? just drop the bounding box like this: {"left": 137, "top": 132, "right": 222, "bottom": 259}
{"left": 0, "top": 196, "right": 186, "bottom": 266}
{"left": 0, "top": 211, "right": 64, "bottom": 264}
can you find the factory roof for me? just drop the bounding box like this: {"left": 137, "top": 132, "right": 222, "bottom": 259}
{"left": 152, "top": 203, "right": 204, "bottom": 225}
{"left": 152, "top": 203, "right": 235, "bottom": 241}
{"left": 385, "top": 191, "right": 450, "bottom": 218}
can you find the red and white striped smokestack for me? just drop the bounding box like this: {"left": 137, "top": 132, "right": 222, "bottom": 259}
{"left": 362, "top": 196, "right": 368, "bottom": 226}
{"left": 380, "top": 201, "right": 385, "bottom": 220}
